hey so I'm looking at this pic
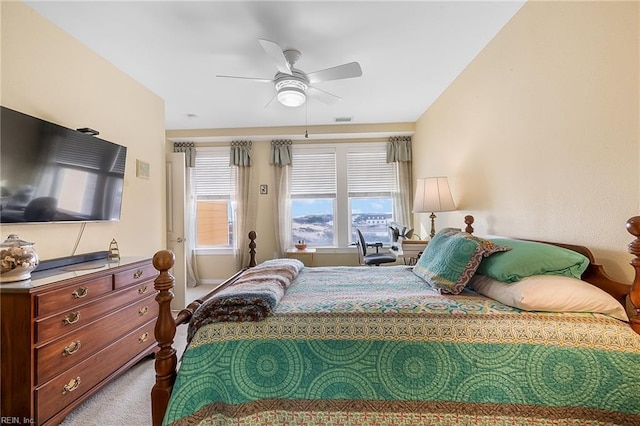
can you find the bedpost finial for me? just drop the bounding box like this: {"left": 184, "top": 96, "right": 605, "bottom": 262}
{"left": 153, "top": 250, "right": 175, "bottom": 272}
{"left": 626, "top": 217, "right": 640, "bottom": 258}
{"left": 626, "top": 216, "right": 640, "bottom": 238}
{"left": 464, "top": 215, "right": 474, "bottom": 234}
{"left": 248, "top": 231, "right": 257, "bottom": 267}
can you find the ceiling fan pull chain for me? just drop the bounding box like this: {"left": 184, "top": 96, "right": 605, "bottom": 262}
{"left": 305, "top": 102, "right": 309, "bottom": 138}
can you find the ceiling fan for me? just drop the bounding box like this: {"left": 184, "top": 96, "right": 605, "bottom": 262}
{"left": 216, "top": 39, "right": 363, "bottom": 108}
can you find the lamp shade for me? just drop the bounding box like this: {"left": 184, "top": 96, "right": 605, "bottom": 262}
{"left": 413, "top": 177, "right": 456, "bottom": 213}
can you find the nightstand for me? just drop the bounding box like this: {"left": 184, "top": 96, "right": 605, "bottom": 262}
{"left": 400, "top": 240, "right": 428, "bottom": 265}
{"left": 286, "top": 248, "right": 316, "bottom": 266}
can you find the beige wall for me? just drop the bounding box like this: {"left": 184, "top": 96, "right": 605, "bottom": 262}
{"left": 413, "top": 0, "right": 639, "bottom": 282}
{"left": 13, "top": 0, "right": 636, "bottom": 285}
{"left": 1, "top": 2, "right": 166, "bottom": 260}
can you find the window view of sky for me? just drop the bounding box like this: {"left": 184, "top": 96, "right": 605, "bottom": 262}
{"left": 292, "top": 198, "right": 392, "bottom": 217}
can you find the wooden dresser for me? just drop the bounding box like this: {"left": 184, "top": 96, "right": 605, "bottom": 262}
{"left": 0, "top": 256, "right": 158, "bottom": 425}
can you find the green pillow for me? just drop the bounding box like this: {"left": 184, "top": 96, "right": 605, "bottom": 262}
{"left": 412, "top": 228, "right": 510, "bottom": 294}
{"left": 476, "top": 238, "right": 589, "bottom": 283}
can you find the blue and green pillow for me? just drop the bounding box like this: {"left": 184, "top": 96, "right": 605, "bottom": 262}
{"left": 413, "top": 228, "right": 510, "bottom": 294}
{"left": 475, "top": 238, "right": 589, "bottom": 282}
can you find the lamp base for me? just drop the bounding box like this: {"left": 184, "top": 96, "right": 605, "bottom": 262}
{"left": 429, "top": 212, "right": 437, "bottom": 238}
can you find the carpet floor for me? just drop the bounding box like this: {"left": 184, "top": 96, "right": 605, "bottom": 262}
{"left": 60, "top": 317, "right": 189, "bottom": 426}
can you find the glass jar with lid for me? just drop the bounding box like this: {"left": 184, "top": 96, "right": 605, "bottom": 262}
{"left": 0, "top": 234, "right": 39, "bottom": 282}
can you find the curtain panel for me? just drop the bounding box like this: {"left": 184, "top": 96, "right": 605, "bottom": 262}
{"left": 230, "top": 141, "right": 255, "bottom": 269}
{"left": 387, "top": 136, "right": 413, "bottom": 228}
{"left": 270, "top": 140, "right": 293, "bottom": 256}
{"left": 172, "top": 142, "right": 200, "bottom": 287}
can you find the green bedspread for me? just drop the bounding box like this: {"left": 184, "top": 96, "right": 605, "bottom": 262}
{"left": 164, "top": 266, "right": 640, "bottom": 425}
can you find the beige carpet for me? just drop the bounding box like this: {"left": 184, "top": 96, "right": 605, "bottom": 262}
{"left": 60, "top": 316, "right": 189, "bottom": 426}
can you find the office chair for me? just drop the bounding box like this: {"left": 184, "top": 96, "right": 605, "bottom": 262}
{"left": 355, "top": 229, "right": 396, "bottom": 266}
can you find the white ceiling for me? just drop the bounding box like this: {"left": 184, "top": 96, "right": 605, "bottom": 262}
{"left": 25, "top": 1, "right": 525, "bottom": 131}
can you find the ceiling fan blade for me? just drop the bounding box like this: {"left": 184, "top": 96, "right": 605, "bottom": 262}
{"left": 307, "top": 62, "right": 362, "bottom": 84}
{"left": 216, "top": 75, "right": 273, "bottom": 83}
{"left": 258, "top": 39, "right": 292, "bottom": 75}
{"left": 308, "top": 86, "right": 342, "bottom": 105}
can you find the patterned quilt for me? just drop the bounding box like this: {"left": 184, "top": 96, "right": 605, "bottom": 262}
{"left": 164, "top": 266, "right": 640, "bottom": 425}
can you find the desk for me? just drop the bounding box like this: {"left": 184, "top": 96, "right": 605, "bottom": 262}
{"left": 391, "top": 240, "right": 428, "bottom": 265}
{"left": 286, "top": 248, "right": 316, "bottom": 266}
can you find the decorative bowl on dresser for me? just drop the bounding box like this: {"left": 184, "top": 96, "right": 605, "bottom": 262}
{"left": 0, "top": 252, "right": 157, "bottom": 425}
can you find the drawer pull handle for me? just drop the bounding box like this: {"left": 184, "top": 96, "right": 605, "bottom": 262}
{"left": 71, "top": 287, "right": 89, "bottom": 299}
{"left": 138, "top": 305, "right": 149, "bottom": 316}
{"left": 133, "top": 269, "right": 144, "bottom": 279}
{"left": 62, "top": 311, "right": 81, "bottom": 325}
{"left": 62, "top": 377, "right": 81, "bottom": 394}
{"left": 138, "top": 332, "right": 149, "bottom": 343}
{"left": 62, "top": 341, "right": 81, "bottom": 356}
{"left": 138, "top": 285, "right": 148, "bottom": 294}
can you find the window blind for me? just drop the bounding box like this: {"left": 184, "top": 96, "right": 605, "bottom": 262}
{"left": 347, "top": 147, "right": 395, "bottom": 197}
{"left": 291, "top": 147, "right": 336, "bottom": 198}
{"left": 194, "top": 146, "right": 234, "bottom": 200}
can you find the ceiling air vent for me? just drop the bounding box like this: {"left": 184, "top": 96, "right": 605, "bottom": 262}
{"left": 334, "top": 117, "right": 353, "bottom": 123}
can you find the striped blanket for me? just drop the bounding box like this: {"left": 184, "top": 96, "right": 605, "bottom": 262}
{"left": 187, "top": 258, "right": 303, "bottom": 342}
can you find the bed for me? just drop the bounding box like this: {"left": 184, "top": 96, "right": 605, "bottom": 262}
{"left": 150, "top": 216, "right": 640, "bottom": 425}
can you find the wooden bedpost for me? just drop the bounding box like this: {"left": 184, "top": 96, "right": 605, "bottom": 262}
{"left": 151, "top": 250, "right": 177, "bottom": 426}
{"left": 464, "top": 215, "right": 474, "bottom": 234}
{"left": 248, "top": 231, "right": 257, "bottom": 267}
{"left": 626, "top": 217, "right": 640, "bottom": 333}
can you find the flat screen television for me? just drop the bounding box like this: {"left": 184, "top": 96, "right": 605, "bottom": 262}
{"left": 0, "top": 106, "right": 127, "bottom": 224}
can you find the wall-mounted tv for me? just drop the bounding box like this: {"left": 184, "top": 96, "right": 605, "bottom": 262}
{"left": 1, "top": 106, "right": 127, "bottom": 224}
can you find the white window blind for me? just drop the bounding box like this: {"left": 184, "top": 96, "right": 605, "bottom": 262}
{"left": 194, "top": 146, "right": 234, "bottom": 200}
{"left": 291, "top": 147, "right": 336, "bottom": 198}
{"left": 347, "top": 147, "right": 395, "bottom": 197}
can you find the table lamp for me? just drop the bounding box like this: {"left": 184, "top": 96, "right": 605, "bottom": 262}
{"left": 413, "top": 177, "right": 456, "bottom": 238}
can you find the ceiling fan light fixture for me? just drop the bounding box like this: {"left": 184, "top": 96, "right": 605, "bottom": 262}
{"left": 275, "top": 79, "right": 308, "bottom": 107}
{"left": 277, "top": 87, "right": 306, "bottom": 107}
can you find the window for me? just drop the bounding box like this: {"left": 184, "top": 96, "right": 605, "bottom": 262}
{"left": 291, "top": 142, "right": 397, "bottom": 248}
{"left": 291, "top": 147, "right": 336, "bottom": 246}
{"left": 348, "top": 147, "right": 396, "bottom": 246}
{"left": 194, "top": 146, "right": 235, "bottom": 248}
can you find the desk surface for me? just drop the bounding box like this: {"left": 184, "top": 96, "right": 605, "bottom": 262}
{"left": 391, "top": 240, "right": 428, "bottom": 265}
{"left": 286, "top": 248, "right": 317, "bottom": 253}
{"left": 389, "top": 244, "right": 403, "bottom": 258}
{"left": 286, "top": 248, "right": 316, "bottom": 266}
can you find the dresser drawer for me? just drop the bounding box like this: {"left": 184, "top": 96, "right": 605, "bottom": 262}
{"left": 36, "top": 276, "right": 113, "bottom": 317}
{"left": 35, "top": 280, "right": 155, "bottom": 344}
{"left": 36, "top": 294, "right": 159, "bottom": 384}
{"left": 114, "top": 262, "right": 156, "bottom": 289}
{"left": 35, "top": 320, "right": 156, "bottom": 424}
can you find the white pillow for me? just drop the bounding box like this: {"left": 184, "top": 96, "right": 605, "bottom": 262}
{"left": 468, "top": 274, "right": 629, "bottom": 322}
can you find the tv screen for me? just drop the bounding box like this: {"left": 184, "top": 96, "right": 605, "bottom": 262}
{"left": 0, "top": 106, "right": 127, "bottom": 224}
